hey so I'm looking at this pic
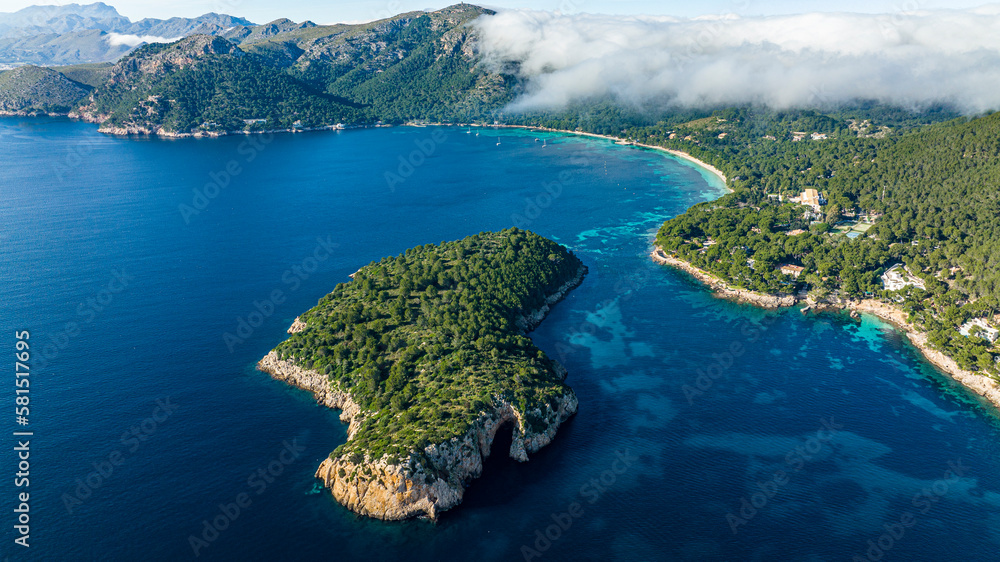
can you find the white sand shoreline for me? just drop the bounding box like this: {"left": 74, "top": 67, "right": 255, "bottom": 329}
{"left": 501, "top": 125, "right": 730, "bottom": 192}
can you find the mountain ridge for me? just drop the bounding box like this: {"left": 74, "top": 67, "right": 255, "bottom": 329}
{"left": 0, "top": 2, "right": 255, "bottom": 64}
{"left": 42, "top": 4, "right": 513, "bottom": 135}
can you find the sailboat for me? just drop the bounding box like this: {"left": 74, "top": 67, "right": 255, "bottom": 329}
{"left": 496, "top": 137, "right": 501, "bottom": 146}
{"left": 542, "top": 139, "right": 547, "bottom": 148}
{"left": 466, "top": 127, "right": 472, "bottom": 134}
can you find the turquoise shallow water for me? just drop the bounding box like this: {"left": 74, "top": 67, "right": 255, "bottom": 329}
{"left": 2, "top": 118, "right": 999, "bottom": 561}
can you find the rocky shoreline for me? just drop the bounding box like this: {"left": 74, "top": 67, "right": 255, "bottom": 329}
{"left": 63, "top": 106, "right": 355, "bottom": 138}
{"left": 0, "top": 109, "right": 68, "bottom": 117}
{"left": 516, "top": 264, "right": 588, "bottom": 332}
{"left": 651, "top": 247, "right": 1000, "bottom": 411}
{"left": 311, "top": 391, "right": 578, "bottom": 521}
{"left": 256, "top": 265, "right": 584, "bottom": 521}
{"left": 93, "top": 124, "right": 347, "bottom": 138}
{"left": 837, "top": 299, "right": 1000, "bottom": 410}
{"left": 651, "top": 248, "right": 797, "bottom": 308}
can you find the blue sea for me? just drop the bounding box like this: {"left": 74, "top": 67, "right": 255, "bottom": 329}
{"left": 3, "top": 118, "right": 1000, "bottom": 561}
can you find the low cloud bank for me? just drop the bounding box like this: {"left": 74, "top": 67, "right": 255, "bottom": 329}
{"left": 106, "top": 33, "right": 179, "bottom": 47}
{"left": 474, "top": 7, "right": 1000, "bottom": 114}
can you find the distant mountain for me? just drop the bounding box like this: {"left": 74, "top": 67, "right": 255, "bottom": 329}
{"left": 0, "top": 29, "right": 134, "bottom": 65}
{"left": 0, "top": 64, "right": 89, "bottom": 113}
{"left": 0, "top": 2, "right": 254, "bottom": 64}
{"left": 63, "top": 4, "right": 513, "bottom": 134}
{"left": 0, "top": 2, "right": 127, "bottom": 36}
{"left": 123, "top": 13, "right": 254, "bottom": 38}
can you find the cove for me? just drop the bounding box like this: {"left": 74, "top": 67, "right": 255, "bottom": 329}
{"left": 2, "top": 117, "right": 999, "bottom": 560}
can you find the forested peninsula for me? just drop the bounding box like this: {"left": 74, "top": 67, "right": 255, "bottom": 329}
{"left": 257, "top": 229, "right": 585, "bottom": 520}
{"left": 617, "top": 108, "right": 1000, "bottom": 405}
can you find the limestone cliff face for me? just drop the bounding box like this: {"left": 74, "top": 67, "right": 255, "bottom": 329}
{"left": 258, "top": 351, "right": 367, "bottom": 439}
{"left": 287, "top": 316, "right": 308, "bottom": 334}
{"left": 257, "top": 265, "right": 584, "bottom": 521}
{"left": 313, "top": 392, "right": 577, "bottom": 521}
{"left": 258, "top": 348, "right": 577, "bottom": 521}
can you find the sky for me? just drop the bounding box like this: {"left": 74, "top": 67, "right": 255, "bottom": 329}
{"left": 0, "top": 0, "right": 995, "bottom": 24}
{"left": 2, "top": 0, "right": 998, "bottom": 112}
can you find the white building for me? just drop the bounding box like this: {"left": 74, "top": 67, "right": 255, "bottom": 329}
{"left": 960, "top": 319, "right": 999, "bottom": 343}
{"left": 881, "top": 264, "right": 925, "bottom": 292}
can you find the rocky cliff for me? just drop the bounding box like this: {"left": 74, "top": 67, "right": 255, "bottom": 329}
{"left": 313, "top": 387, "right": 577, "bottom": 521}
{"left": 516, "top": 265, "right": 588, "bottom": 331}
{"left": 258, "top": 311, "right": 579, "bottom": 521}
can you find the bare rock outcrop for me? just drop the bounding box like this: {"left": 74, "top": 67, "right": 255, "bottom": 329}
{"left": 258, "top": 348, "right": 577, "bottom": 521}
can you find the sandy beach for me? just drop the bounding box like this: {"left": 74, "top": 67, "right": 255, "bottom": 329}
{"left": 496, "top": 125, "right": 731, "bottom": 192}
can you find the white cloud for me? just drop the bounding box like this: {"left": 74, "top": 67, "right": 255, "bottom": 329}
{"left": 473, "top": 8, "right": 1000, "bottom": 114}
{"left": 105, "top": 32, "right": 180, "bottom": 47}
